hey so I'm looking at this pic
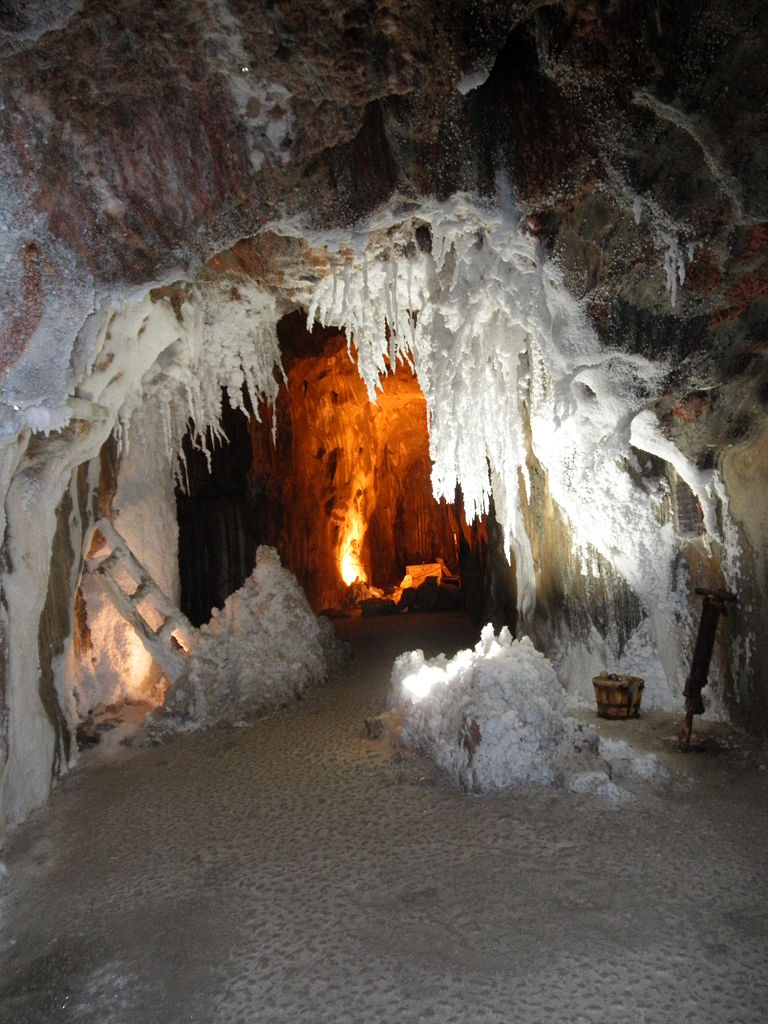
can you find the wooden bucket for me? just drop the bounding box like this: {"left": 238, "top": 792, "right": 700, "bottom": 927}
{"left": 592, "top": 672, "right": 644, "bottom": 719}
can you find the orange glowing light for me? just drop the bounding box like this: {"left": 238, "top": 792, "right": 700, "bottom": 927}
{"left": 340, "top": 535, "right": 367, "bottom": 586}
{"left": 170, "top": 628, "right": 191, "bottom": 653}
{"left": 339, "top": 500, "right": 369, "bottom": 587}
{"left": 337, "top": 473, "right": 371, "bottom": 588}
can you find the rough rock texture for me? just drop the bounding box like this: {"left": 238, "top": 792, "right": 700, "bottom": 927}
{"left": 0, "top": 0, "right": 766, "bottom": 831}
{"left": 1, "top": 1, "right": 765, "bottom": 425}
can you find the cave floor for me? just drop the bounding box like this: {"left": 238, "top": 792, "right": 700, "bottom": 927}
{"left": 1, "top": 611, "right": 767, "bottom": 1024}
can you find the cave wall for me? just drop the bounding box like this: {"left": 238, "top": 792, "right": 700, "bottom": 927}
{"left": 35, "top": 476, "right": 82, "bottom": 784}
{"left": 72, "top": 398, "right": 179, "bottom": 712}
{"left": 253, "top": 314, "right": 464, "bottom": 612}
{"left": 1, "top": 390, "right": 180, "bottom": 836}
{"left": 720, "top": 426, "right": 768, "bottom": 733}
{"left": 0, "top": 0, "right": 766, "bottom": 834}
{"left": 0, "top": 290, "right": 202, "bottom": 834}
{"left": 516, "top": 410, "right": 743, "bottom": 713}
{"left": 457, "top": 503, "right": 517, "bottom": 636}
{"left": 0, "top": 432, "right": 94, "bottom": 829}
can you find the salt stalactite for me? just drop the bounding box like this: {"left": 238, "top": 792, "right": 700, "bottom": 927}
{"left": 305, "top": 193, "right": 738, "bottom": 707}
{"left": 307, "top": 197, "right": 588, "bottom": 625}
{"left": 602, "top": 161, "right": 698, "bottom": 311}
{"left": 0, "top": 276, "right": 286, "bottom": 827}
{"left": 105, "top": 279, "right": 283, "bottom": 489}
{"left": 662, "top": 234, "right": 687, "bottom": 307}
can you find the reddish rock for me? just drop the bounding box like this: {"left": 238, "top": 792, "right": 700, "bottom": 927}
{"left": 684, "top": 248, "right": 723, "bottom": 297}
{"left": 0, "top": 243, "right": 44, "bottom": 377}
{"left": 669, "top": 392, "right": 710, "bottom": 426}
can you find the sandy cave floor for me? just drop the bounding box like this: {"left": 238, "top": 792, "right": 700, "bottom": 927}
{"left": 1, "top": 611, "right": 767, "bottom": 1024}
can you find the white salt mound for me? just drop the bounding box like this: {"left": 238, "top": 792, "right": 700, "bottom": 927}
{"left": 164, "top": 546, "right": 327, "bottom": 726}
{"left": 392, "top": 625, "right": 663, "bottom": 796}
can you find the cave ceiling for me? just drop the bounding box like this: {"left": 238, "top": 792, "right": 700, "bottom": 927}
{"left": 0, "top": 0, "right": 766, "bottom": 461}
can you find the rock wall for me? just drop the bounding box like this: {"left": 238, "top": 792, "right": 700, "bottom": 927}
{"left": 721, "top": 427, "right": 768, "bottom": 733}
{"left": 36, "top": 474, "right": 85, "bottom": 781}
{"left": 72, "top": 399, "right": 180, "bottom": 713}
{"left": 0, "top": 432, "right": 94, "bottom": 829}
{"left": 1, "top": 0, "right": 767, "bottom": 832}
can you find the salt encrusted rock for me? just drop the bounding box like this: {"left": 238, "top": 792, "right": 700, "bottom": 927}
{"left": 1, "top": 0, "right": 766, "bottom": 838}
{"left": 163, "top": 546, "right": 328, "bottom": 727}
{"left": 392, "top": 625, "right": 666, "bottom": 797}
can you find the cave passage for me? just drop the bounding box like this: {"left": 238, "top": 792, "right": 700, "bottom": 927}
{"left": 176, "top": 312, "right": 512, "bottom": 626}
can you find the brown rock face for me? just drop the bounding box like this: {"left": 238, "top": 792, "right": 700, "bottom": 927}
{"left": 272, "top": 314, "right": 467, "bottom": 611}
{"left": 178, "top": 313, "right": 469, "bottom": 617}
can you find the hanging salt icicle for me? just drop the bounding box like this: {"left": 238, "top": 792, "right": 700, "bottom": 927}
{"left": 302, "top": 199, "right": 665, "bottom": 639}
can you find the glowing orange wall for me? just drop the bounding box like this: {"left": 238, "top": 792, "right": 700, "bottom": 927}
{"left": 249, "top": 315, "right": 461, "bottom": 611}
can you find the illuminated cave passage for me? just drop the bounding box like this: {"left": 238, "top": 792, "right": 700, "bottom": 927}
{"left": 176, "top": 311, "right": 516, "bottom": 628}
{"left": 1, "top": 2, "right": 768, "bottom": 1019}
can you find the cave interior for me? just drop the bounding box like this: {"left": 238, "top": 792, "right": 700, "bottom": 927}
{"left": 1, "top": 3, "right": 768, "bottom": 1018}
{"left": 174, "top": 311, "right": 496, "bottom": 629}
{"left": 0, "top": 0, "right": 766, "bottom": 841}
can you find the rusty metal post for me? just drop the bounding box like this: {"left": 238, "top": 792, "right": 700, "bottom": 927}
{"left": 678, "top": 588, "right": 736, "bottom": 751}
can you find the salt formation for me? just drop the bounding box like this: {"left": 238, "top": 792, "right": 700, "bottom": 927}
{"left": 304, "top": 191, "right": 738, "bottom": 707}
{"left": 162, "top": 547, "right": 327, "bottom": 727}
{"left": 110, "top": 278, "right": 284, "bottom": 487}
{"left": 72, "top": 400, "right": 181, "bottom": 717}
{"left": 38, "top": 282, "right": 285, "bottom": 768}
{"left": 75, "top": 567, "right": 167, "bottom": 715}
{"left": 0, "top": 193, "right": 735, "bottom": 828}
{"left": 0, "top": 262, "right": 296, "bottom": 824}
{"left": 391, "top": 625, "right": 667, "bottom": 796}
